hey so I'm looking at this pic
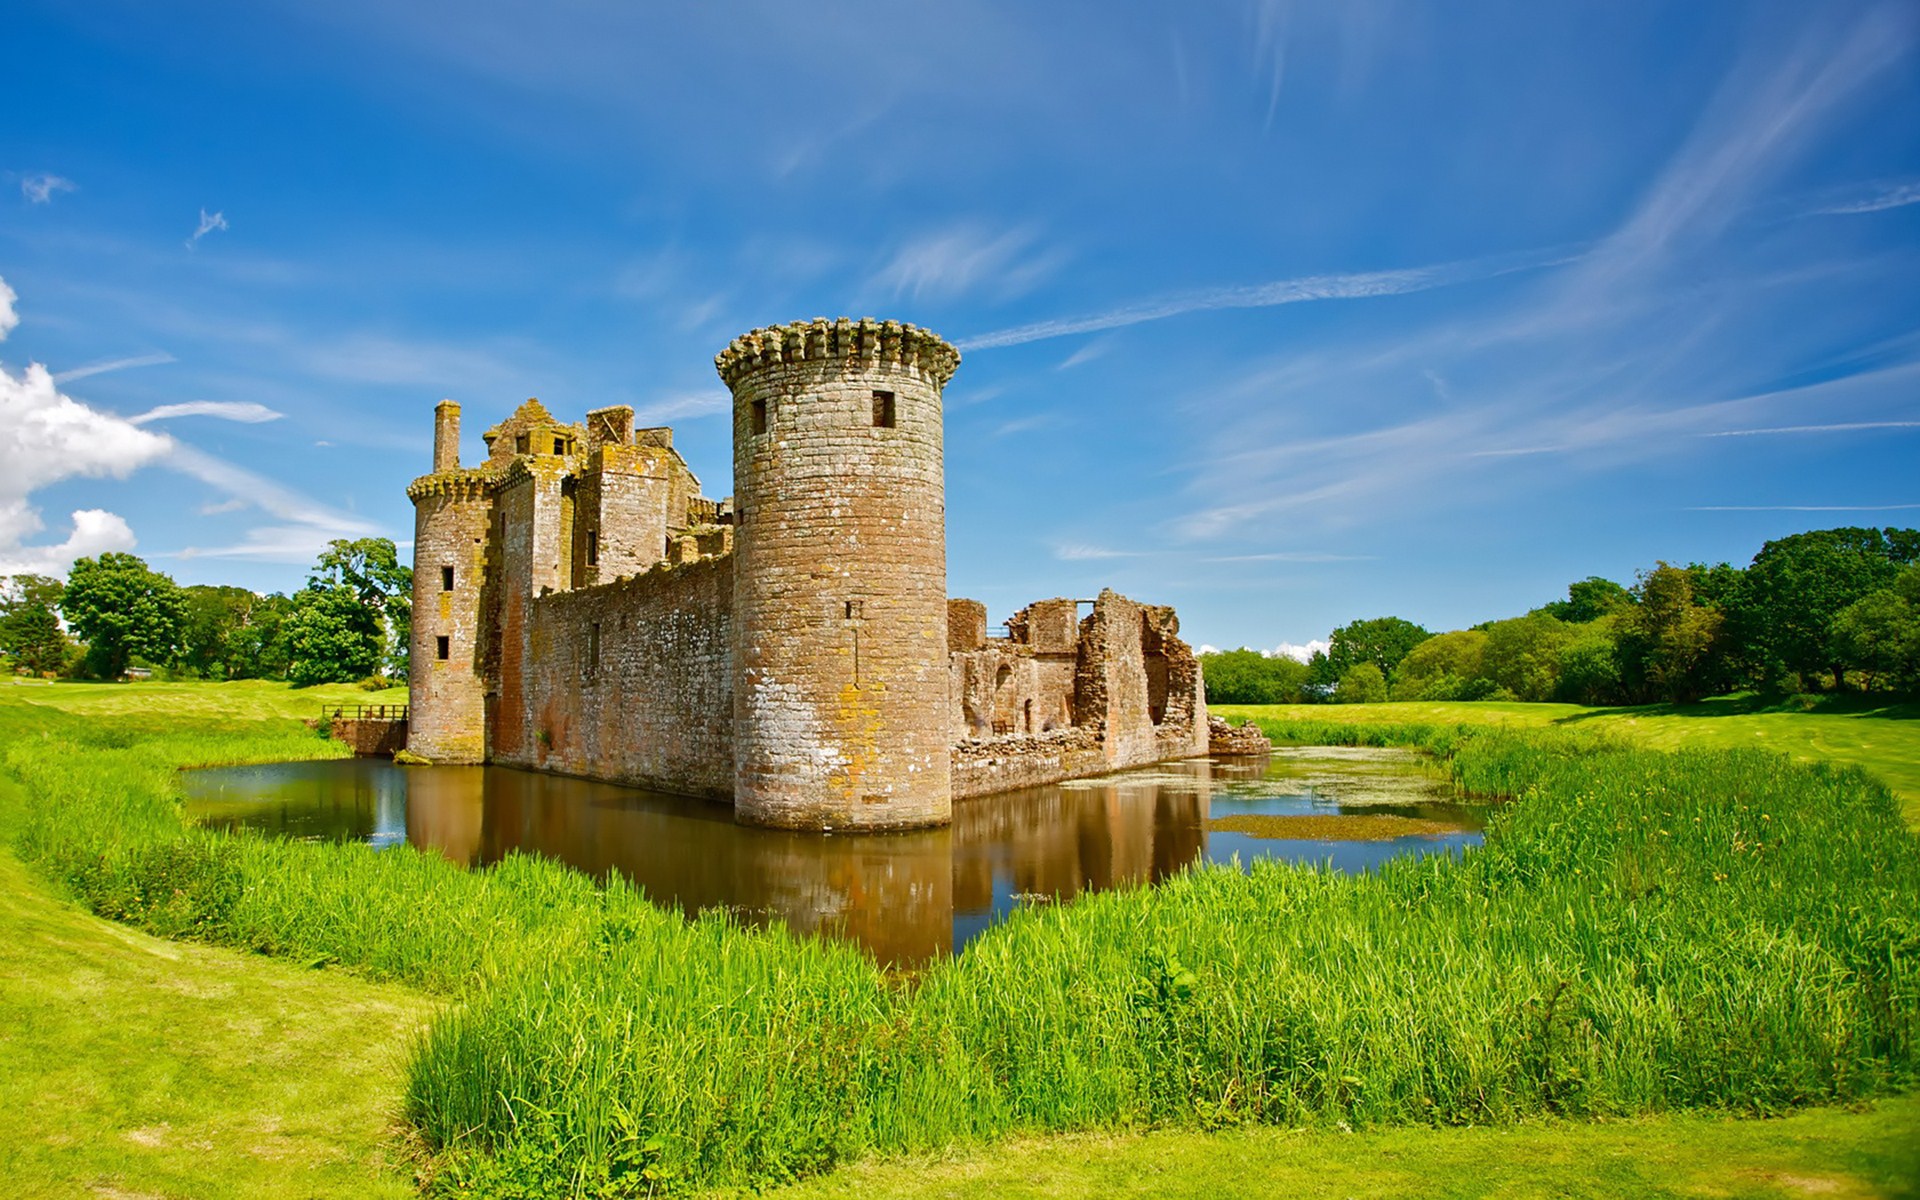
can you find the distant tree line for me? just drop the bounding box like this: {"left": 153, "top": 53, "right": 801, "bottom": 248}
{"left": 1202, "top": 526, "right": 1920, "bottom": 706}
{"left": 0, "top": 537, "right": 411, "bottom": 687}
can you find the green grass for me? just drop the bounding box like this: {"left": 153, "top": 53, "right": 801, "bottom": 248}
{"left": 755, "top": 1098, "right": 1920, "bottom": 1199}
{"left": 3, "top": 674, "right": 408, "bottom": 723}
{"left": 1212, "top": 695, "right": 1920, "bottom": 825}
{"left": 0, "top": 771, "right": 434, "bottom": 1198}
{"left": 2, "top": 681, "right": 1918, "bottom": 1196}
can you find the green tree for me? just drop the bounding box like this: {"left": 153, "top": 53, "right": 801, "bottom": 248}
{"left": 283, "top": 586, "right": 383, "bottom": 686}
{"left": 1829, "top": 585, "right": 1919, "bottom": 692}
{"left": 1332, "top": 661, "right": 1388, "bottom": 703}
{"left": 1555, "top": 624, "right": 1624, "bottom": 705}
{"left": 0, "top": 574, "right": 70, "bottom": 675}
{"left": 1389, "top": 629, "right": 1492, "bottom": 700}
{"left": 1199, "top": 649, "right": 1310, "bottom": 705}
{"left": 296, "top": 538, "right": 412, "bottom": 680}
{"left": 1480, "top": 614, "right": 1577, "bottom": 702}
{"left": 1739, "top": 527, "right": 1918, "bottom": 690}
{"left": 1538, "top": 576, "right": 1631, "bottom": 623}
{"left": 1618, "top": 562, "right": 1724, "bottom": 703}
{"left": 60, "top": 553, "right": 185, "bottom": 679}
{"left": 310, "top": 538, "right": 412, "bottom": 675}
{"left": 1326, "top": 617, "right": 1432, "bottom": 680}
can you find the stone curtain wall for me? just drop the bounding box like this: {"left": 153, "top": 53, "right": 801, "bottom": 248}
{"left": 493, "top": 556, "right": 735, "bottom": 797}
{"left": 722, "top": 320, "right": 959, "bottom": 830}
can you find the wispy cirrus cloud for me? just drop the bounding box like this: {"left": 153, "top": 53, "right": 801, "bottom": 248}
{"left": 1053, "top": 542, "right": 1142, "bottom": 561}
{"left": 130, "top": 401, "right": 284, "bottom": 425}
{"left": 956, "top": 245, "right": 1573, "bottom": 351}
{"left": 1701, "top": 420, "right": 1920, "bottom": 437}
{"left": 186, "top": 208, "right": 229, "bottom": 249}
{"left": 1811, "top": 179, "right": 1920, "bottom": 215}
{"left": 51, "top": 353, "right": 178, "bottom": 383}
{"left": 21, "top": 173, "right": 77, "bottom": 205}
{"left": 633, "top": 391, "right": 730, "bottom": 423}
{"left": 1170, "top": 6, "right": 1917, "bottom": 541}
{"left": 1688, "top": 502, "right": 1920, "bottom": 512}
{"left": 870, "top": 223, "right": 1065, "bottom": 304}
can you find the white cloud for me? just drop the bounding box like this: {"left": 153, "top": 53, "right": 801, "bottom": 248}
{"left": 633, "top": 391, "right": 730, "bottom": 423}
{"left": 0, "top": 276, "right": 17, "bottom": 341}
{"left": 130, "top": 401, "right": 284, "bottom": 425}
{"left": 1700, "top": 420, "right": 1920, "bottom": 437}
{"left": 0, "top": 510, "right": 139, "bottom": 576}
{"left": 187, "top": 208, "right": 229, "bottom": 248}
{"left": 0, "top": 358, "right": 173, "bottom": 574}
{"left": 1812, "top": 180, "right": 1920, "bottom": 215}
{"left": 1689, "top": 503, "right": 1920, "bottom": 512}
{"left": 1270, "top": 639, "right": 1328, "bottom": 662}
{"left": 20, "top": 174, "right": 76, "bottom": 205}
{"left": 1056, "top": 339, "right": 1112, "bottom": 370}
{"left": 870, "top": 223, "right": 1063, "bottom": 303}
{"left": 52, "top": 353, "right": 177, "bottom": 383}
{"left": 955, "top": 244, "right": 1573, "bottom": 350}
{"left": 1053, "top": 542, "right": 1141, "bottom": 561}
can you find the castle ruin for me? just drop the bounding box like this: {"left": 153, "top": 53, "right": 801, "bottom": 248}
{"left": 405, "top": 317, "right": 1208, "bottom": 830}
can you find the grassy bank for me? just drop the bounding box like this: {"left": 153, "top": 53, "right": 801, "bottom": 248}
{"left": 2, "top": 683, "right": 1918, "bottom": 1195}
{"left": 0, "top": 768, "right": 435, "bottom": 1197}
{"left": 1213, "top": 695, "right": 1920, "bottom": 825}
{"left": 760, "top": 1097, "right": 1920, "bottom": 1200}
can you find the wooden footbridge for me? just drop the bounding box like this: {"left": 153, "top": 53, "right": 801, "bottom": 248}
{"left": 321, "top": 703, "right": 410, "bottom": 757}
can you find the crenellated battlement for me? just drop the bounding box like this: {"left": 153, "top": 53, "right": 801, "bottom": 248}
{"left": 714, "top": 317, "right": 960, "bottom": 389}
{"left": 405, "top": 468, "right": 492, "bottom": 502}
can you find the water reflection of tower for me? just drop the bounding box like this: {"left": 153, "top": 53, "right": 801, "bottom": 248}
{"left": 404, "top": 765, "right": 487, "bottom": 865}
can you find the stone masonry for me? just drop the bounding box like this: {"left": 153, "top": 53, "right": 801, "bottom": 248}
{"left": 406, "top": 317, "right": 1209, "bottom": 830}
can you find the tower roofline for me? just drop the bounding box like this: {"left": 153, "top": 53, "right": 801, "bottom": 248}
{"left": 714, "top": 317, "right": 959, "bottom": 390}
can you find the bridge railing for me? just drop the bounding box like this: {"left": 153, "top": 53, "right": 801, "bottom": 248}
{"left": 321, "top": 703, "right": 411, "bottom": 722}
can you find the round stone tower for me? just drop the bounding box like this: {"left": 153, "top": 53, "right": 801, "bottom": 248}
{"left": 717, "top": 318, "right": 961, "bottom": 830}
{"left": 405, "top": 400, "right": 491, "bottom": 763}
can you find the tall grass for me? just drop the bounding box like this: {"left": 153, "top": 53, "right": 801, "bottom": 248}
{"left": 2, "top": 694, "right": 1916, "bottom": 1195}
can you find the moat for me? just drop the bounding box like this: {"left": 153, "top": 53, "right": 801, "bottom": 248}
{"left": 182, "top": 747, "right": 1485, "bottom": 965}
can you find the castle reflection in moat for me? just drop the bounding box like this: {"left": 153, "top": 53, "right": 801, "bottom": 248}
{"left": 184, "top": 754, "right": 1477, "bottom": 967}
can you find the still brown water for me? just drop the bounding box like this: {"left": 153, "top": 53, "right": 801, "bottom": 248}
{"left": 181, "top": 748, "right": 1484, "bottom": 965}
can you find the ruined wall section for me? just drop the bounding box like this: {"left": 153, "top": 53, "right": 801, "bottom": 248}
{"left": 1073, "top": 589, "right": 1160, "bottom": 768}
{"left": 406, "top": 468, "right": 492, "bottom": 762}
{"left": 500, "top": 555, "right": 735, "bottom": 798}
{"left": 571, "top": 443, "right": 674, "bottom": 588}
{"left": 722, "top": 318, "right": 959, "bottom": 830}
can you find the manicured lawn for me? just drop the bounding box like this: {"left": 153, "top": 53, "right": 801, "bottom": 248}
{"left": 0, "top": 776, "right": 434, "bottom": 1198}
{"left": 755, "top": 1099, "right": 1920, "bottom": 1199}
{"left": 2, "top": 675, "right": 407, "bottom": 723}
{"left": 1213, "top": 695, "right": 1920, "bottom": 826}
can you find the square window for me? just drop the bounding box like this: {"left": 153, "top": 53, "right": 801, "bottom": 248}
{"left": 872, "top": 390, "right": 895, "bottom": 428}
{"left": 441, "top": 566, "right": 454, "bottom": 591}
{"left": 436, "top": 636, "right": 450, "bottom": 661}
{"left": 553, "top": 437, "right": 566, "bottom": 456}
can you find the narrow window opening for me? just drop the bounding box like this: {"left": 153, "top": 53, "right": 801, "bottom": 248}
{"left": 586, "top": 530, "right": 599, "bottom": 567}
{"left": 435, "top": 636, "right": 450, "bottom": 661}
{"left": 441, "top": 565, "right": 454, "bottom": 591}
{"left": 871, "top": 390, "right": 895, "bottom": 428}
{"left": 751, "top": 399, "right": 767, "bottom": 434}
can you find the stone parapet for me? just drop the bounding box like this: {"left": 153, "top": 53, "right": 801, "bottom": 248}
{"left": 715, "top": 317, "right": 960, "bottom": 390}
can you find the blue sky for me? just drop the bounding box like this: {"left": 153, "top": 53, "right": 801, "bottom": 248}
{"left": 3, "top": 0, "right": 1916, "bottom": 653}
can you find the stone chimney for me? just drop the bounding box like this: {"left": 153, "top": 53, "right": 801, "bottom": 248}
{"left": 433, "top": 399, "right": 461, "bottom": 472}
